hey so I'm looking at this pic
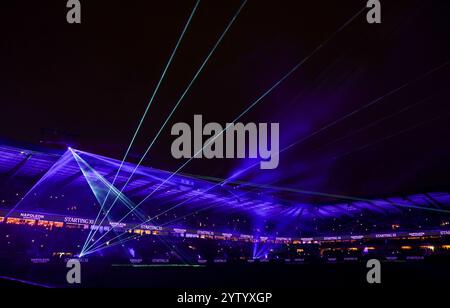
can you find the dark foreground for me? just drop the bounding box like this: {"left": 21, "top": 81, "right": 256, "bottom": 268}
{"left": 1, "top": 257, "right": 449, "bottom": 288}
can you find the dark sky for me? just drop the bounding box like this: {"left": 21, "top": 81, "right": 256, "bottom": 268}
{"left": 1, "top": 0, "right": 450, "bottom": 199}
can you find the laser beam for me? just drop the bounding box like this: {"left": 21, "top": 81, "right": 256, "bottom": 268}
{"left": 84, "top": 0, "right": 248, "bottom": 252}
{"left": 5, "top": 150, "right": 73, "bottom": 218}
{"left": 83, "top": 5, "right": 367, "bottom": 253}
{"left": 82, "top": 0, "right": 201, "bottom": 254}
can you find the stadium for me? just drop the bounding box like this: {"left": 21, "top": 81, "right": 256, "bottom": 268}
{"left": 1, "top": 143, "right": 450, "bottom": 287}
{"left": 1, "top": 0, "right": 450, "bottom": 290}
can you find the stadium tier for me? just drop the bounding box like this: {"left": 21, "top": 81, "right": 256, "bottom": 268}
{"left": 1, "top": 144, "right": 450, "bottom": 263}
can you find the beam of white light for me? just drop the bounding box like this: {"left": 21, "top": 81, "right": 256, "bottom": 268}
{"left": 209, "top": 63, "right": 450, "bottom": 194}
{"left": 86, "top": 154, "right": 450, "bottom": 254}
{"left": 86, "top": 108, "right": 450, "bottom": 254}
{"left": 267, "top": 61, "right": 450, "bottom": 160}
{"left": 83, "top": 5, "right": 367, "bottom": 253}
{"left": 97, "top": 0, "right": 248, "bottom": 225}
{"left": 84, "top": 193, "right": 243, "bottom": 254}
{"left": 82, "top": 0, "right": 201, "bottom": 253}
{"left": 75, "top": 148, "right": 147, "bottom": 253}
{"left": 72, "top": 149, "right": 155, "bottom": 255}
{"left": 5, "top": 150, "right": 73, "bottom": 218}
{"left": 132, "top": 5, "right": 367, "bottom": 208}
{"left": 71, "top": 150, "right": 146, "bottom": 220}
{"left": 162, "top": 67, "right": 449, "bottom": 224}
{"left": 82, "top": 232, "right": 141, "bottom": 257}
{"left": 84, "top": 0, "right": 248, "bottom": 252}
{"left": 84, "top": 180, "right": 264, "bottom": 254}
{"left": 86, "top": 174, "right": 450, "bottom": 255}
{"left": 71, "top": 149, "right": 130, "bottom": 250}
{"left": 157, "top": 178, "right": 450, "bottom": 233}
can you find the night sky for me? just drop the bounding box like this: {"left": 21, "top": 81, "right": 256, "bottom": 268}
{"left": 1, "top": 0, "right": 449, "bottom": 199}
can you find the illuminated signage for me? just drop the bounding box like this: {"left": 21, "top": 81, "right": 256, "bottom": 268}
{"left": 375, "top": 233, "right": 397, "bottom": 238}
{"left": 386, "top": 257, "right": 398, "bottom": 261}
{"left": 214, "top": 259, "right": 227, "bottom": 263}
{"left": 301, "top": 238, "right": 313, "bottom": 242}
{"left": 324, "top": 236, "right": 341, "bottom": 241}
{"left": 152, "top": 259, "right": 169, "bottom": 263}
{"left": 406, "top": 256, "right": 425, "bottom": 260}
{"left": 240, "top": 234, "right": 253, "bottom": 239}
{"left": 31, "top": 258, "right": 50, "bottom": 264}
{"left": 141, "top": 224, "right": 162, "bottom": 231}
{"left": 198, "top": 230, "right": 214, "bottom": 236}
{"left": 276, "top": 237, "right": 291, "bottom": 242}
{"left": 408, "top": 232, "right": 425, "bottom": 237}
{"left": 344, "top": 257, "right": 358, "bottom": 261}
{"left": 130, "top": 259, "right": 143, "bottom": 264}
{"left": 173, "top": 228, "right": 187, "bottom": 233}
{"left": 64, "top": 217, "right": 94, "bottom": 225}
{"left": 350, "top": 235, "right": 364, "bottom": 240}
{"left": 20, "top": 213, "right": 45, "bottom": 220}
{"left": 186, "top": 233, "right": 199, "bottom": 238}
